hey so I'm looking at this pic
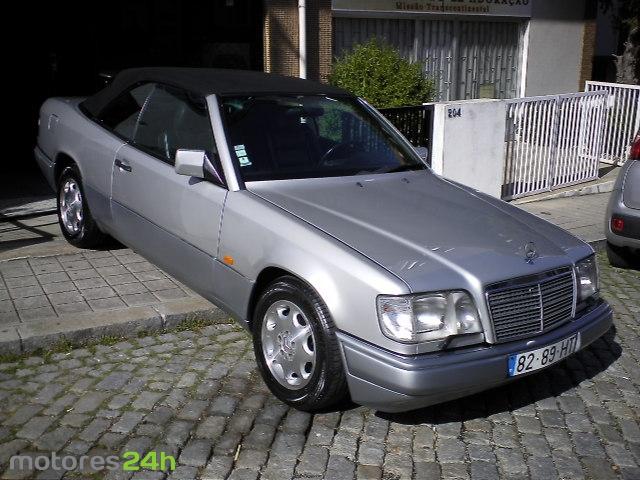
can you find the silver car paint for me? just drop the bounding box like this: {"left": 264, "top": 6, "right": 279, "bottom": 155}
{"left": 248, "top": 172, "right": 593, "bottom": 344}
{"left": 37, "top": 98, "right": 125, "bottom": 228}
{"left": 37, "top": 93, "right": 597, "bottom": 359}
{"left": 110, "top": 143, "right": 228, "bottom": 303}
{"left": 605, "top": 159, "right": 640, "bottom": 249}
{"left": 217, "top": 189, "right": 412, "bottom": 353}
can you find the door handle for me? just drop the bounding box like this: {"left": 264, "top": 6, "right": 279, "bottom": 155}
{"left": 114, "top": 159, "right": 132, "bottom": 172}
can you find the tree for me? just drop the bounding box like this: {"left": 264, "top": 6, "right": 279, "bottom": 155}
{"left": 598, "top": 0, "right": 640, "bottom": 84}
{"left": 329, "top": 39, "right": 435, "bottom": 108}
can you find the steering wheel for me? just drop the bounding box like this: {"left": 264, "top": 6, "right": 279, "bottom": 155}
{"left": 320, "top": 141, "right": 364, "bottom": 166}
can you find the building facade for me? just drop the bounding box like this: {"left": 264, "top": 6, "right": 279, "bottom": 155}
{"left": 12, "top": 0, "right": 601, "bottom": 167}
{"left": 328, "top": 0, "right": 597, "bottom": 101}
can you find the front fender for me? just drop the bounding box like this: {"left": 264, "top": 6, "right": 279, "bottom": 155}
{"left": 218, "top": 191, "right": 422, "bottom": 355}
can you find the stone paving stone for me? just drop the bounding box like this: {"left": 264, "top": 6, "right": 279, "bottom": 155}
{"left": 3, "top": 276, "right": 38, "bottom": 289}
{"left": 41, "top": 280, "right": 77, "bottom": 294}
{"left": 122, "top": 292, "right": 158, "bottom": 307}
{"left": 13, "top": 295, "right": 50, "bottom": 310}
{"left": 154, "top": 289, "right": 189, "bottom": 301}
{"left": 73, "top": 392, "right": 109, "bottom": 414}
{"left": 179, "top": 438, "right": 212, "bottom": 467}
{"left": 54, "top": 301, "right": 92, "bottom": 315}
{"left": 47, "top": 290, "right": 85, "bottom": 305}
{"left": 33, "top": 426, "right": 77, "bottom": 451}
{"left": 113, "top": 283, "right": 148, "bottom": 295}
{"left": 37, "top": 271, "right": 70, "bottom": 284}
{"left": 111, "top": 412, "right": 145, "bottom": 435}
{"left": 9, "top": 285, "right": 44, "bottom": 298}
{"left": 15, "top": 416, "right": 54, "bottom": 440}
{"left": 19, "top": 306, "right": 57, "bottom": 321}
{"left": 88, "top": 297, "right": 128, "bottom": 311}
{"left": 74, "top": 276, "right": 108, "bottom": 289}
{"left": 105, "top": 273, "right": 139, "bottom": 286}
{"left": 67, "top": 268, "right": 100, "bottom": 280}
{"left": 135, "top": 270, "right": 167, "bottom": 282}
{"left": 81, "top": 286, "right": 117, "bottom": 300}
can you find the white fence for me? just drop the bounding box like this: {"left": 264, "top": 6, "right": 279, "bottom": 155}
{"left": 503, "top": 91, "right": 608, "bottom": 200}
{"left": 585, "top": 81, "right": 640, "bottom": 164}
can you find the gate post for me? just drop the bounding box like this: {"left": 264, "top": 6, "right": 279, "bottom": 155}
{"left": 548, "top": 95, "right": 561, "bottom": 188}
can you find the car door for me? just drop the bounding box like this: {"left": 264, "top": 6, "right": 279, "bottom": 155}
{"left": 79, "top": 83, "right": 155, "bottom": 230}
{"left": 110, "top": 83, "right": 228, "bottom": 301}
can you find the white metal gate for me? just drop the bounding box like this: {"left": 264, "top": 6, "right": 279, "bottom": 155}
{"left": 503, "top": 91, "right": 608, "bottom": 200}
{"left": 333, "top": 16, "right": 524, "bottom": 101}
{"left": 585, "top": 81, "right": 640, "bottom": 164}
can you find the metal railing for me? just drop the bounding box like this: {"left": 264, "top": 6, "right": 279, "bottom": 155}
{"left": 503, "top": 91, "right": 608, "bottom": 200}
{"left": 585, "top": 81, "right": 640, "bottom": 164}
{"left": 380, "top": 104, "right": 434, "bottom": 163}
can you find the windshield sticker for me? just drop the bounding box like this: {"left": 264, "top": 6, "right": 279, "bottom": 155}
{"left": 234, "top": 144, "right": 252, "bottom": 167}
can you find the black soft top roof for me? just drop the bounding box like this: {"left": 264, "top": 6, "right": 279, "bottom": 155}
{"left": 82, "top": 67, "right": 349, "bottom": 117}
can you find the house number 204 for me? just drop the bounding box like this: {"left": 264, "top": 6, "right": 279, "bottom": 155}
{"left": 448, "top": 108, "right": 462, "bottom": 118}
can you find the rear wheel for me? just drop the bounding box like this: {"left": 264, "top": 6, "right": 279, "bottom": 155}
{"left": 606, "top": 242, "right": 639, "bottom": 269}
{"left": 252, "top": 276, "right": 348, "bottom": 412}
{"left": 57, "top": 165, "right": 108, "bottom": 248}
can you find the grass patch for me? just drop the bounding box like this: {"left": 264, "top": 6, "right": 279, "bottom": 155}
{"left": 98, "top": 336, "right": 123, "bottom": 346}
{"left": 2, "top": 313, "right": 237, "bottom": 367}
{"left": 174, "top": 313, "right": 233, "bottom": 333}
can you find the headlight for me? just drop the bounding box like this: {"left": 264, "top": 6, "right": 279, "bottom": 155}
{"left": 575, "top": 255, "right": 599, "bottom": 302}
{"left": 377, "top": 291, "right": 483, "bottom": 343}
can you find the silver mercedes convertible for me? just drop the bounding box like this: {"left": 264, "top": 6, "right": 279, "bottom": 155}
{"left": 35, "top": 68, "right": 612, "bottom": 412}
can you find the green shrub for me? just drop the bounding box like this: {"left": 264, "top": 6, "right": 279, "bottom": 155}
{"left": 329, "top": 39, "right": 436, "bottom": 109}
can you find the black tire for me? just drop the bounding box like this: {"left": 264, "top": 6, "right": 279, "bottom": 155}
{"left": 57, "top": 165, "right": 108, "bottom": 248}
{"left": 252, "top": 276, "right": 348, "bottom": 412}
{"left": 606, "top": 242, "right": 639, "bottom": 269}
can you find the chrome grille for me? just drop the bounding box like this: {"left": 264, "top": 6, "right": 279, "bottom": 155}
{"left": 487, "top": 268, "right": 575, "bottom": 342}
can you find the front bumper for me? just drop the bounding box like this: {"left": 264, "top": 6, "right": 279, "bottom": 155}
{"left": 337, "top": 300, "right": 613, "bottom": 412}
{"left": 606, "top": 212, "right": 640, "bottom": 249}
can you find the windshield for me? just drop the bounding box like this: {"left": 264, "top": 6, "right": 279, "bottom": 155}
{"left": 219, "top": 95, "right": 426, "bottom": 181}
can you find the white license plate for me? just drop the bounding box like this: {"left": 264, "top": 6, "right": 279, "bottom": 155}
{"left": 508, "top": 333, "right": 581, "bottom": 377}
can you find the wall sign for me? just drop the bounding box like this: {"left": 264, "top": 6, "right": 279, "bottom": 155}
{"left": 332, "top": 0, "right": 532, "bottom": 18}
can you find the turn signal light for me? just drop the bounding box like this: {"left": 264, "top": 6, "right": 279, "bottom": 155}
{"left": 223, "top": 255, "right": 235, "bottom": 265}
{"left": 611, "top": 218, "right": 624, "bottom": 232}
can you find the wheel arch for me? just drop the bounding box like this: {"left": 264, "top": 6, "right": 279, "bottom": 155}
{"left": 247, "top": 266, "right": 318, "bottom": 328}
{"left": 53, "top": 152, "right": 79, "bottom": 183}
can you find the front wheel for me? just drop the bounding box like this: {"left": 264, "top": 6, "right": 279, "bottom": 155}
{"left": 57, "top": 165, "right": 108, "bottom": 248}
{"left": 252, "top": 276, "right": 348, "bottom": 412}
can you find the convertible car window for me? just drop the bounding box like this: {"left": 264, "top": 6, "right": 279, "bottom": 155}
{"left": 134, "top": 84, "right": 217, "bottom": 166}
{"left": 220, "top": 95, "right": 425, "bottom": 181}
{"left": 95, "top": 83, "right": 154, "bottom": 140}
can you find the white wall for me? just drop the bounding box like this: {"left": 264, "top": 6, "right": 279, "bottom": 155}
{"left": 524, "top": 0, "right": 587, "bottom": 96}
{"left": 430, "top": 99, "right": 506, "bottom": 198}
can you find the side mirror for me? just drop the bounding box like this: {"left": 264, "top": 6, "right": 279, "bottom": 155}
{"left": 414, "top": 146, "right": 429, "bottom": 163}
{"left": 175, "top": 149, "right": 205, "bottom": 178}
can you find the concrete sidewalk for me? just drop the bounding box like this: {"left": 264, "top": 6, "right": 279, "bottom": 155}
{"left": 0, "top": 191, "right": 612, "bottom": 355}
{"left": 0, "top": 248, "right": 226, "bottom": 355}
{"left": 518, "top": 192, "right": 610, "bottom": 247}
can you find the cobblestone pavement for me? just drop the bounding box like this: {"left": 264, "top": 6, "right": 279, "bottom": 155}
{"left": 0, "top": 250, "right": 198, "bottom": 328}
{"left": 0, "top": 255, "right": 638, "bottom": 480}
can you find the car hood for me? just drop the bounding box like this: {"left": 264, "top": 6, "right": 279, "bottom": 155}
{"left": 248, "top": 171, "right": 590, "bottom": 292}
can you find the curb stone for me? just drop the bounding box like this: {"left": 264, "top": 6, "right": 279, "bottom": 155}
{"left": 0, "top": 297, "right": 230, "bottom": 355}
{"left": 513, "top": 180, "right": 614, "bottom": 205}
